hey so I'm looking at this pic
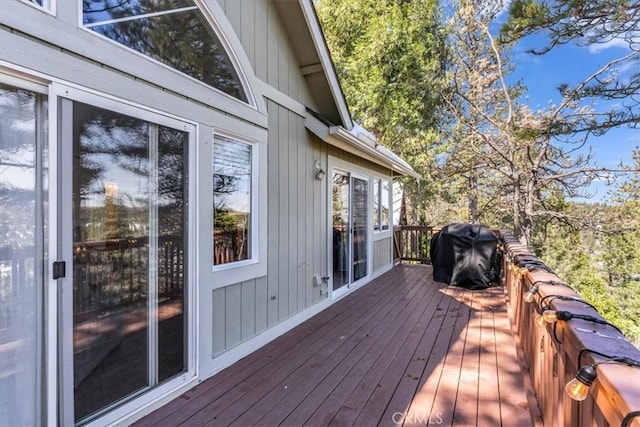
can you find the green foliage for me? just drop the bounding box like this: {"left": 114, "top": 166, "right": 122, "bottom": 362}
{"left": 317, "top": 0, "right": 445, "bottom": 137}
{"left": 315, "top": 0, "right": 448, "bottom": 224}
{"left": 536, "top": 219, "right": 640, "bottom": 346}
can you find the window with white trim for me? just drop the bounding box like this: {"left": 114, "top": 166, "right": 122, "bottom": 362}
{"left": 373, "top": 178, "right": 390, "bottom": 232}
{"left": 25, "top": 0, "right": 52, "bottom": 10}
{"left": 82, "top": 0, "right": 248, "bottom": 102}
{"left": 213, "top": 135, "right": 252, "bottom": 265}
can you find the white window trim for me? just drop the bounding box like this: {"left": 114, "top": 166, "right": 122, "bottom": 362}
{"left": 211, "top": 130, "right": 267, "bottom": 288}
{"left": 75, "top": 0, "right": 258, "bottom": 110}
{"left": 372, "top": 175, "right": 392, "bottom": 241}
{"left": 21, "top": 0, "right": 55, "bottom": 15}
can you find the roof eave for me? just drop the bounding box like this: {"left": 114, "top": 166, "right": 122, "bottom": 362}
{"left": 298, "top": 0, "right": 353, "bottom": 130}
{"left": 305, "top": 112, "right": 420, "bottom": 179}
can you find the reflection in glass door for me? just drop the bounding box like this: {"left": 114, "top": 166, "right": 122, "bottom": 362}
{"left": 331, "top": 170, "right": 368, "bottom": 295}
{"left": 63, "top": 100, "right": 188, "bottom": 423}
{"left": 351, "top": 177, "right": 368, "bottom": 282}
{"left": 0, "top": 82, "right": 47, "bottom": 426}
{"left": 332, "top": 172, "right": 349, "bottom": 291}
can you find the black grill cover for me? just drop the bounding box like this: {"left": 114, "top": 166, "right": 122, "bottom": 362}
{"left": 430, "top": 223, "right": 498, "bottom": 289}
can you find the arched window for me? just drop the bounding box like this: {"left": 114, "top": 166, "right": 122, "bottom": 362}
{"left": 83, "top": 0, "right": 248, "bottom": 102}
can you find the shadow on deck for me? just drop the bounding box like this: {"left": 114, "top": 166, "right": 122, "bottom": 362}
{"left": 136, "top": 264, "right": 536, "bottom": 426}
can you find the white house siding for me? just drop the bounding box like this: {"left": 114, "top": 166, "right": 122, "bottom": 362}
{"left": 217, "top": 0, "right": 318, "bottom": 109}
{"left": 210, "top": 97, "right": 397, "bottom": 356}
{"left": 211, "top": 99, "right": 331, "bottom": 356}
{"left": 211, "top": 277, "right": 269, "bottom": 356}
{"left": 373, "top": 238, "right": 393, "bottom": 273}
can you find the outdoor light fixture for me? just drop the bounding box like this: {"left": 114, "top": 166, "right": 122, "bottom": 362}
{"left": 524, "top": 283, "right": 540, "bottom": 303}
{"left": 539, "top": 310, "right": 623, "bottom": 334}
{"left": 314, "top": 160, "right": 326, "bottom": 180}
{"left": 540, "top": 309, "right": 570, "bottom": 323}
{"left": 525, "top": 280, "right": 573, "bottom": 303}
{"left": 534, "top": 295, "right": 596, "bottom": 328}
{"left": 535, "top": 313, "right": 548, "bottom": 327}
{"left": 565, "top": 365, "right": 597, "bottom": 401}
{"left": 564, "top": 350, "right": 640, "bottom": 402}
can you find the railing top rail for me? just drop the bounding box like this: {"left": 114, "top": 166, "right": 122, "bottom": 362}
{"left": 498, "top": 230, "right": 640, "bottom": 427}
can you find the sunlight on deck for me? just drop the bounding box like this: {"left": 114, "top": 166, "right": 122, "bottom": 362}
{"left": 136, "top": 265, "right": 535, "bottom": 427}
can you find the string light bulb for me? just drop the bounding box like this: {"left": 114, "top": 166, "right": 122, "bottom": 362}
{"left": 524, "top": 284, "right": 540, "bottom": 303}
{"left": 540, "top": 309, "right": 572, "bottom": 323}
{"left": 535, "top": 313, "right": 547, "bottom": 327}
{"left": 565, "top": 365, "right": 597, "bottom": 401}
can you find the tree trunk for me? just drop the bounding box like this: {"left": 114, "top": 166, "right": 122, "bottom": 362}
{"left": 512, "top": 179, "right": 523, "bottom": 241}
{"left": 468, "top": 174, "right": 478, "bottom": 223}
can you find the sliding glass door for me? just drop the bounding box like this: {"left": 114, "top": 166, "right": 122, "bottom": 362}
{"left": 58, "top": 95, "right": 191, "bottom": 424}
{"left": 331, "top": 170, "right": 369, "bottom": 297}
{"left": 0, "top": 81, "right": 47, "bottom": 426}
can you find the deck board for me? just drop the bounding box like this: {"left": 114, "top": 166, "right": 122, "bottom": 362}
{"left": 135, "top": 265, "right": 535, "bottom": 427}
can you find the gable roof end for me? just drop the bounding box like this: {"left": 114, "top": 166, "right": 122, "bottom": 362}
{"left": 276, "top": 0, "right": 419, "bottom": 179}
{"left": 273, "top": 0, "right": 352, "bottom": 129}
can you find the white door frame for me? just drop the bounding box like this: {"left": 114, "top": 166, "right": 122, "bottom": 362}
{"left": 50, "top": 83, "right": 198, "bottom": 426}
{"left": 327, "top": 157, "right": 372, "bottom": 300}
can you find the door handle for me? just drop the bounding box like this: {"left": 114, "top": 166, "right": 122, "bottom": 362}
{"left": 53, "top": 261, "right": 66, "bottom": 279}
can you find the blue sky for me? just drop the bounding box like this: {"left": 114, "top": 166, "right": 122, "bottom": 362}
{"left": 505, "top": 30, "right": 639, "bottom": 203}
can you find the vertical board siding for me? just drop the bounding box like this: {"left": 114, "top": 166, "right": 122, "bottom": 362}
{"left": 207, "top": 1, "right": 398, "bottom": 356}
{"left": 239, "top": 0, "right": 255, "bottom": 69}
{"left": 217, "top": 0, "right": 315, "bottom": 107}
{"left": 267, "top": 103, "right": 280, "bottom": 327}
{"left": 254, "top": 276, "right": 268, "bottom": 333}
{"left": 212, "top": 100, "right": 331, "bottom": 355}
{"left": 212, "top": 287, "right": 226, "bottom": 356}
{"left": 253, "top": 0, "right": 268, "bottom": 82}
{"left": 288, "top": 108, "right": 299, "bottom": 316}
{"left": 373, "top": 238, "right": 392, "bottom": 272}
{"left": 224, "top": 284, "right": 242, "bottom": 349}
{"left": 277, "top": 104, "right": 290, "bottom": 320}
{"left": 297, "top": 122, "right": 308, "bottom": 312}
{"left": 213, "top": 277, "right": 270, "bottom": 357}
{"left": 241, "top": 280, "right": 256, "bottom": 340}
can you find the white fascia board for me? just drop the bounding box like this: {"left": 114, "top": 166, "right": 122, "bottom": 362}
{"left": 329, "top": 126, "right": 421, "bottom": 179}
{"left": 305, "top": 114, "right": 420, "bottom": 179}
{"left": 299, "top": 0, "right": 353, "bottom": 130}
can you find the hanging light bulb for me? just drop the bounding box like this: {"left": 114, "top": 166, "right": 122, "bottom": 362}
{"left": 535, "top": 313, "right": 547, "bottom": 327}
{"left": 541, "top": 310, "right": 573, "bottom": 324}
{"left": 565, "top": 365, "right": 597, "bottom": 401}
{"left": 541, "top": 310, "right": 559, "bottom": 323}
{"left": 524, "top": 284, "right": 540, "bottom": 303}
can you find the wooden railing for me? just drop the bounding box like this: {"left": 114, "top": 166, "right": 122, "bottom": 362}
{"left": 499, "top": 231, "right": 640, "bottom": 427}
{"left": 72, "top": 235, "right": 184, "bottom": 317}
{"left": 0, "top": 235, "right": 184, "bottom": 329}
{"left": 392, "top": 225, "right": 440, "bottom": 264}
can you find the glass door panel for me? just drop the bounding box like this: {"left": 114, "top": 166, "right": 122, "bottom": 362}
{"left": 0, "top": 82, "right": 47, "bottom": 426}
{"left": 72, "top": 103, "right": 151, "bottom": 420}
{"left": 156, "top": 126, "right": 186, "bottom": 383}
{"left": 332, "top": 172, "right": 349, "bottom": 291}
{"left": 67, "top": 100, "right": 187, "bottom": 423}
{"left": 351, "top": 177, "right": 368, "bottom": 282}
{"left": 331, "top": 170, "right": 369, "bottom": 294}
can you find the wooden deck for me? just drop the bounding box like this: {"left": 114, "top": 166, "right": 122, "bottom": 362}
{"left": 136, "top": 265, "right": 535, "bottom": 426}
